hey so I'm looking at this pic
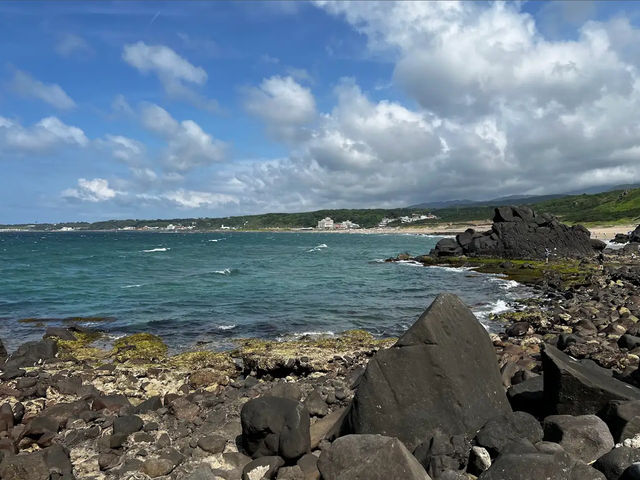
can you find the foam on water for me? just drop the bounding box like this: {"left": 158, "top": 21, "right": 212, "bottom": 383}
{"left": 217, "top": 324, "right": 236, "bottom": 330}
{"left": 308, "top": 243, "right": 328, "bottom": 252}
{"left": 214, "top": 268, "right": 232, "bottom": 275}
{"left": 122, "top": 284, "right": 142, "bottom": 288}
{"left": 143, "top": 247, "right": 170, "bottom": 253}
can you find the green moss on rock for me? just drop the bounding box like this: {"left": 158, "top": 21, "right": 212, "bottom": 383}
{"left": 111, "top": 333, "right": 168, "bottom": 363}
{"left": 57, "top": 330, "right": 106, "bottom": 362}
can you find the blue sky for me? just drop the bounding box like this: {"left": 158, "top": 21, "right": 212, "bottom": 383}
{"left": 2, "top": 1, "right": 640, "bottom": 223}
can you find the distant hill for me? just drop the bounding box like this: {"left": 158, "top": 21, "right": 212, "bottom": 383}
{"left": 410, "top": 183, "right": 640, "bottom": 210}
{"left": 423, "top": 187, "right": 640, "bottom": 225}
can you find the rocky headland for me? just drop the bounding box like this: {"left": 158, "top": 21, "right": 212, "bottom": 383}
{"left": 2, "top": 206, "right": 640, "bottom": 479}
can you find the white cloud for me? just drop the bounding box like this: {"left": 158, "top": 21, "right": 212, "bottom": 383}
{"left": 55, "top": 33, "right": 93, "bottom": 58}
{"left": 163, "top": 189, "right": 238, "bottom": 208}
{"left": 103, "top": 134, "right": 145, "bottom": 163}
{"left": 0, "top": 116, "right": 88, "bottom": 153}
{"left": 11, "top": 70, "right": 76, "bottom": 110}
{"left": 122, "top": 42, "right": 218, "bottom": 111}
{"left": 139, "top": 103, "right": 226, "bottom": 171}
{"left": 63, "top": 178, "right": 119, "bottom": 202}
{"left": 244, "top": 75, "right": 316, "bottom": 141}
{"left": 123, "top": 41, "right": 207, "bottom": 85}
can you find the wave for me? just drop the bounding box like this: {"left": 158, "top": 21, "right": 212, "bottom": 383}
{"left": 419, "top": 234, "right": 456, "bottom": 238}
{"left": 488, "top": 276, "right": 520, "bottom": 290}
{"left": 217, "top": 324, "right": 236, "bottom": 330}
{"left": 429, "top": 265, "right": 474, "bottom": 272}
{"left": 208, "top": 239, "right": 223, "bottom": 242}
{"left": 308, "top": 243, "right": 328, "bottom": 252}
{"left": 121, "top": 284, "right": 142, "bottom": 288}
{"left": 277, "top": 330, "right": 336, "bottom": 341}
{"left": 142, "top": 247, "right": 170, "bottom": 253}
{"left": 214, "top": 268, "right": 232, "bottom": 275}
{"left": 474, "top": 299, "right": 511, "bottom": 328}
{"left": 395, "top": 260, "right": 424, "bottom": 267}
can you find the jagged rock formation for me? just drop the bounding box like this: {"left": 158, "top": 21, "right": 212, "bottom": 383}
{"left": 340, "top": 293, "right": 511, "bottom": 450}
{"left": 431, "top": 206, "right": 597, "bottom": 259}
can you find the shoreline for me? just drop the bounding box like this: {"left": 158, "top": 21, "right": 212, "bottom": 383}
{"left": 1, "top": 221, "right": 634, "bottom": 239}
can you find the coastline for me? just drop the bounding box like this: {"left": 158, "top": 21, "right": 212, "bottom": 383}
{"left": 2, "top": 221, "right": 634, "bottom": 239}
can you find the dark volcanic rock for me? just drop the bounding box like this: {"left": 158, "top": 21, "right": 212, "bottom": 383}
{"left": 242, "top": 456, "right": 284, "bottom": 480}
{"left": 507, "top": 375, "right": 544, "bottom": 417}
{"left": 431, "top": 206, "right": 596, "bottom": 259}
{"left": 317, "top": 434, "right": 431, "bottom": 480}
{"left": 2, "top": 339, "right": 57, "bottom": 370}
{"left": 475, "top": 412, "right": 543, "bottom": 458}
{"left": 112, "top": 415, "right": 143, "bottom": 436}
{"left": 241, "top": 396, "right": 310, "bottom": 462}
{"left": 603, "top": 400, "right": 640, "bottom": 443}
{"left": 0, "top": 445, "right": 74, "bottom": 480}
{"left": 542, "top": 344, "right": 640, "bottom": 416}
{"left": 543, "top": 414, "right": 614, "bottom": 464}
{"left": 478, "top": 447, "right": 606, "bottom": 480}
{"left": 341, "top": 293, "right": 510, "bottom": 450}
{"left": 594, "top": 447, "right": 640, "bottom": 480}
{"left": 412, "top": 430, "right": 471, "bottom": 478}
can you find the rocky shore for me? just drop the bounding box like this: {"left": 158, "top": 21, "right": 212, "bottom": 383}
{"left": 2, "top": 207, "right": 640, "bottom": 479}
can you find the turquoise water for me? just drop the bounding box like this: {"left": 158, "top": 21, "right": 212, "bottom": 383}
{"left": 0, "top": 231, "right": 529, "bottom": 352}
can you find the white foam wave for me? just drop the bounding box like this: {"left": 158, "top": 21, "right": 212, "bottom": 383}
{"left": 277, "top": 330, "right": 336, "bottom": 341}
{"left": 143, "top": 247, "right": 169, "bottom": 253}
{"left": 488, "top": 276, "right": 520, "bottom": 290}
{"left": 429, "top": 265, "right": 474, "bottom": 272}
{"left": 217, "top": 324, "right": 236, "bottom": 330}
{"left": 214, "top": 268, "right": 232, "bottom": 275}
{"left": 396, "top": 260, "right": 423, "bottom": 267}
{"left": 308, "top": 243, "right": 328, "bottom": 252}
{"left": 208, "top": 239, "right": 223, "bottom": 242}
{"left": 419, "top": 234, "right": 456, "bottom": 238}
{"left": 122, "top": 284, "right": 142, "bottom": 288}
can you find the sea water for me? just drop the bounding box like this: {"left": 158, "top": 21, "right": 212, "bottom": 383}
{"left": 0, "top": 231, "right": 531, "bottom": 352}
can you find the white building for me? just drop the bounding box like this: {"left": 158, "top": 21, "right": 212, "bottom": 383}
{"left": 317, "top": 217, "right": 334, "bottom": 229}
{"left": 336, "top": 220, "right": 360, "bottom": 229}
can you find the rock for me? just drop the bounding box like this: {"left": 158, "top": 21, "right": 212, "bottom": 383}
{"left": 142, "top": 456, "right": 179, "bottom": 478}
{"left": 168, "top": 396, "right": 201, "bottom": 422}
{"left": 190, "top": 368, "right": 229, "bottom": 388}
{"left": 469, "top": 446, "right": 492, "bottom": 475}
{"left": 183, "top": 464, "right": 218, "bottom": 480}
{"left": 342, "top": 294, "right": 510, "bottom": 450}
{"left": 431, "top": 207, "right": 596, "bottom": 259}
{"left": 543, "top": 414, "right": 614, "bottom": 464}
{"left": 310, "top": 407, "right": 346, "bottom": 449}
{"left": 621, "top": 464, "right": 640, "bottom": 480}
{"left": 112, "top": 414, "right": 143, "bottom": 436}
{"left": 478, "top": 447, "right": 605, "bottom": 480}
{"left": 604, "top": 401, "right": 640, "bottom": 443}
{"left": 241, "top": 396, "right": 310, "bottom": 462}
{"left": 317, "top": 434, "right": 431, "bottom": 480}
{"left": 0, "top": 339, "right": 6, "bottom": 359}
{"left": 2, "top": 339, "right": 57, "bottom": 370}
{"left": 43, "top": 327, "right": 77, "bottom": 341}
{"left": 594, "top": 447, "right": 640, "bottom": 480}
{"left": 270, "top": 383, "right": 304, "bottom": 401}
{"left": 0, "top": 445, "right": 74, "bottom": 480}
{"left": 542, "top": 344, "right": 640, "bottom": 416}
{"left": 475, "top": 412, "right": 543, "bottom": 457}
{"left": 412, "top": 430, "right": 471, "bottom": 477}
{"left": 242, "top": 456, "right": 285, "bottom": 480}
{"left": 620, "top": 335, "right": 640, "bottom": 350}
{"left": 507, "top": 375, "right": 544, "bottom": 416}
{"left": 92, "top": 393, "right": 131, "bottom": 412}
{"left": 506, "top": 322, "right": 531, "bottom": 337}
{"left": 197, "top": 434, "right": 226, "bottom": 454}
{"left": 98, "top": 452, "right": 121, "bottom": 471}
{"left": 277, "top": 465, "right": 305, "bottom": 479}
{"left": 304, "top": 389, "right": 329, "bottom": 417}
{"left": 297, "top": 453, "right": 320, "bottom": 480}
{"left": 133, "top": 395, "right": 163, "bottom": 414}
{"left": 0, "top": 404, "right": 14, "bottom": 433}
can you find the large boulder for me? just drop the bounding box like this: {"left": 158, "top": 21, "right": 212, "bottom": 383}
{"left": 431, "top": 206, "right": 596, "bottom": 259}
{"left": 0, "top": 445, "right": 74, "bottom": 480}
{"left": 412, "top": 430, "right": 471, "bottom": 478}
{"left": 603, "top": 400, "right": 640, "bottom": 443}
{"left": 317, "top": 434, "right": 431, "bottom": 480}
{"left": 594, "top": 447, "right": 640, "bottom": 480}
{"left": 543, "top": 415, "right": 614, "bottom": 464}
{"left": 542, "top": 345, "right": 640, "bottom": 416}
{"left": 241, "top": 396, "right": 310, "bottom": 462}
{"left": 474, "top": 412, "right": 543, "bottom": 458}
{"left": 1, "top": 339, "right": 57, "bottom": 371}
{"left": 341, "top": 294, "right": 510, "bottom": 450}
{"left": 478, "top": 444, "right": 606, "bottom": 480}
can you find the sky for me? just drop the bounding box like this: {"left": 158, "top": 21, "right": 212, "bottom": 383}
{"left": 2, "top": 1, "right": 640, "bottom": 223}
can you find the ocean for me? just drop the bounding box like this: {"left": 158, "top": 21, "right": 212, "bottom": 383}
{"left": 0, "top": 231, "right": 530, "bottom": 352}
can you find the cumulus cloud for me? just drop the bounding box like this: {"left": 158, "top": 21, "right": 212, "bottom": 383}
{"left": 10, "top": 70, "right": 76, "bottom": 110}
{"left": 140, "top": 103, "right": 226, "bottom": 171}
{"left": 102, "top": 134, "right": 145, "bottom": 163}
{"left": 244, "top": 75, "right": 316, "bottom": 141}
{"left": 0, "top": 116, "right": 88, "bottom": 153}
{"left": 63, "top": 178, "right": 119, "bottom": 202}
{"left": 162, "top": 189, "right": 238, "bottom": 208}
{"left": 222, "top": 1, "right": 640, "bottom": 209}
{"left": 122, "top": 42, "right": 218, "bottom": 111}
